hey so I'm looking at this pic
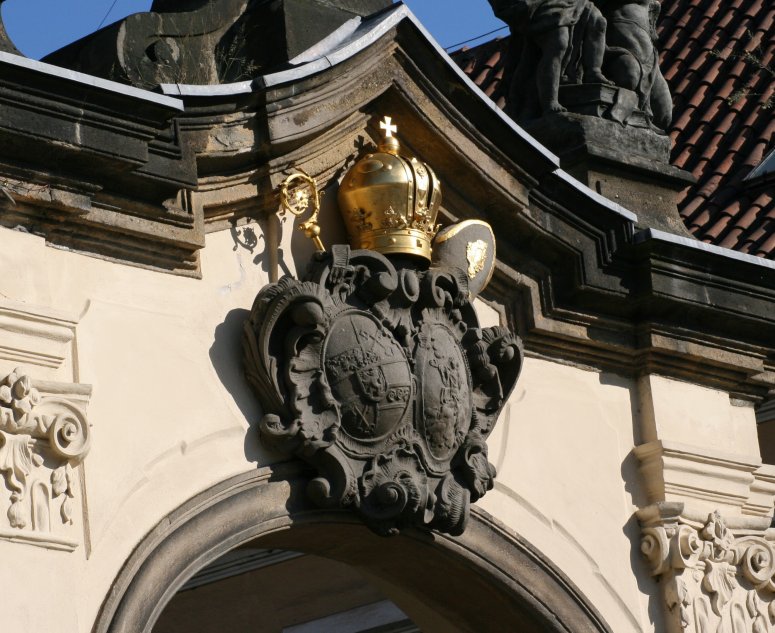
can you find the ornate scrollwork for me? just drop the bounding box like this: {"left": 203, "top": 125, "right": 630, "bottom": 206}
{"left": 641, "top": 509, "right": 775, "bottom": 632}
{"left": 244, "top": 245, "right": 522, "bottom": 536}
{"left": 279, "top": 171, "right": 325, "bottom": 251}
{"left": 0, "top": 368, "right": 89, "bottom": 536}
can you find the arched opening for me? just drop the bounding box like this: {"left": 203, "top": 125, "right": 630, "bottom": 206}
{"left": 154, "top": 546, "right": 423, "bottom": 632}
{"left": 94, "top": 463, "right": 611, "bottom": 633}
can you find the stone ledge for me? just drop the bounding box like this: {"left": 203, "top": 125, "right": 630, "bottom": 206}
{"left": 0, "top": 53, "right": 201, "bottom": 276}
{"left": 635, "top": 440, "right": 775, "bottom": 520}
{"left": 524, "top": 112, "right": 696, "bottom": 236}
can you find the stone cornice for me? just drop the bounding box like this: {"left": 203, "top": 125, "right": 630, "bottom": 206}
{"left": 0, "top": 52, "right": 201, "bottom": 276}
{"left": 0, "top": 299, "right": 78, "bottom": 371}
{"left": 634, "top": 440, "right": 775, "bottom": 519}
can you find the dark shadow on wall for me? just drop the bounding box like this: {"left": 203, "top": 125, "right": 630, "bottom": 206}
{"left": 599, "top": 370, "right": 666, "bottom": 631}
{"left": 209, "top": 307, "right": 265, "bottom": 464}
{"left": 621, "top": 477, "right": 664, "bottom": 630}
{"left": 287, "top": 135, "right": 369, "bottom": 267}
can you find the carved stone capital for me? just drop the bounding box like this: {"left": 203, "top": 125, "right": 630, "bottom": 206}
{"left": 0, "top": 368, "right": 91, "bottom": 550}
{"left": 639, "top": 505, "right": 775, "bottom": 632}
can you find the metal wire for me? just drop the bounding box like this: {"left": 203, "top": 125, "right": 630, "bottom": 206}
{"left": 97, "top": 0, "right": 121, "bottom": 30}
{"left": 444, "top": 25, "right": 508, "bottom": 51}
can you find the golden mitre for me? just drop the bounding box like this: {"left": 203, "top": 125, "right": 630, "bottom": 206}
{"left": 338, "top": 116, "right": 441, "bottom": 261}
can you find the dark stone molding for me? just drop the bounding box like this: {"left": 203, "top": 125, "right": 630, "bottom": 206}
{"left": 92, "top": 463, "right": 612, "bottom": 633}
{"left": 489, "top": 175, "right": 775, "bottom": 399}
{"left": 0, "top": 53, "right": 202, "bottom": 275}
{"left": 469, "top": 106, "right": 774, "bottom": 401}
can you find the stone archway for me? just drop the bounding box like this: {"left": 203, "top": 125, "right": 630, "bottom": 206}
{"left": 93, "top": 462, "right": 612, "bottom": 633}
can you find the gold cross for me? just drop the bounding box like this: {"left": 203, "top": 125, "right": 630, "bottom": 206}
{"left": 379, "top": 116, "right": 397, "bottom": 138}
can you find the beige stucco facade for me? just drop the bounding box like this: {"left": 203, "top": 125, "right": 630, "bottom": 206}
{"left": 3, "top": 213, "right": 774, "bottom": 632}
{"left": 0, "top": 5, "right": 774, "bottom": 632}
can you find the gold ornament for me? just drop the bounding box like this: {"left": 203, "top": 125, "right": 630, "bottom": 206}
{"left": 466, "top": 240, "right": 488, "bottom": 279}
{"left": 279, "top": 170, "right": 324, "bottom": 251}
{"left": 338, "top": 116, "right": 441, "bottom": 261}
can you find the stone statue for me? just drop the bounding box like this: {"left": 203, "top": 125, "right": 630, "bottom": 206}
{"left": 490, "top": 0, "right": 672, "bottom": 130}
{"left": 44, "top": 0, "right": 392, "bottom": 88}
{"left": 601, "top": 0, "right": 672, "bottom": 130}
{"left": 489, "top": 0, "right": 611, "bottom": 119}
{"left": 0, "top": 0, "right": 21, "bottom": 55}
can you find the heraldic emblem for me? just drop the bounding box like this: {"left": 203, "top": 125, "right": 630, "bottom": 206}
{"left": 243, "top": 117, "right": 522, "bottom": 536}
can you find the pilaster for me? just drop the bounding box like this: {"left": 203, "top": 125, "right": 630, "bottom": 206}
{"left": 635, "top": 373, "right": 775, "bottom": 630}
{"left": 0, "top": 300, "right": 92, "bottom": 551}
{"left": 640, "top": 504, "right": 775, "bottom": 632}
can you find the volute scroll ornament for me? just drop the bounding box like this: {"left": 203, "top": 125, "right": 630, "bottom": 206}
{"left": 244, "top": 118, "right": 523, "bottom": 536}
{"left": 0, "top": 367, "right": 91, "bottom": 548}
{"left": 640, "top": 508, "right": 775, "bottom": 632}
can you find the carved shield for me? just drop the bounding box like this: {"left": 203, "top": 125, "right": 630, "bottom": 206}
{"left": 244, "top": 244, "right": 522, "bottom": 536}
{"left": 325, "top": 313, "right": 412, "bottom": 440}
{"left": 415, "top": 322, "right": 472, "bottom": 464}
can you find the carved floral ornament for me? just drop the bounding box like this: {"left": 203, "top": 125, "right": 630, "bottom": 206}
{"left": 0, "top": 368, "right": 90, "bottom": 537}
{"left": 642, "top": 510, "right": 775, "bottom": 632}
{"left": 244, "top": 117, "right": 522, "bottom": 536}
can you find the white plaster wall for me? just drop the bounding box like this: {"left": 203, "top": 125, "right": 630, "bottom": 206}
{"left": 640, "top": 374, "right": 760, "bottom": 457}
{"left": 0, "top": 220, "right": 303, "bottom": 632}
{"left": 481, "top": 356, "right": 651, "bottom": 633}
{"left": 0, "top": 222, "right": 655, "bottom": 632}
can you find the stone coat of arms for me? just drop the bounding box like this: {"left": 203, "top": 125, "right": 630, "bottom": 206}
{"left": 243, "top": 118, "right": 522, "bottom": 536}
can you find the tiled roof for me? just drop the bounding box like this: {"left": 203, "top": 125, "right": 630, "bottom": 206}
{"left": 454, "top": 37, "right": 509, "bottom": 110}
{"left": 452, "top": 1, "right": 775, "bottom": 258}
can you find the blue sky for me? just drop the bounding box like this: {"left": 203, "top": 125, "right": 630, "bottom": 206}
{"left": 2, "top": 0, "right": 506, "bottom": 61}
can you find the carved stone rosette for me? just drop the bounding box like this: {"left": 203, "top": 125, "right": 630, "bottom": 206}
{"left": 0, "top": 368, "right": 91, "bottom": 550}
{"left": 243, "top": 245, "right": 522, "bottom": 536}
{"left": 641, "top": 508, "right": 775, "bottom": 632}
